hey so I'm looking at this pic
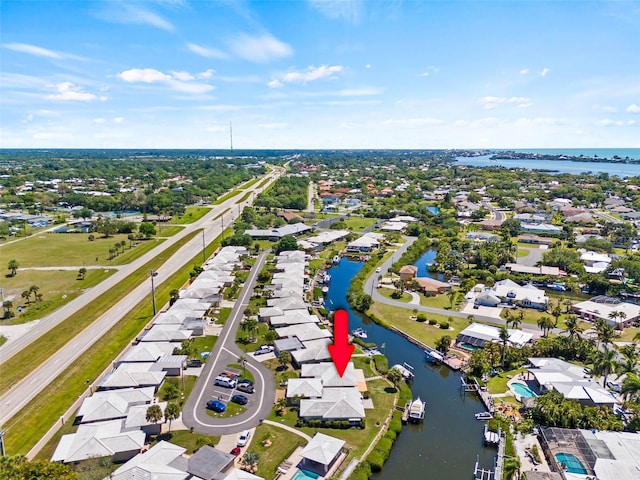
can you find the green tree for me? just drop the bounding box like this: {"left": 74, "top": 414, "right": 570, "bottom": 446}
{"left": 241, "top": 317, "right": 259, "bottom": 343}
{"left": 263, "top": 329, "right": 278, "bottom": 344}
{"left": 2, "top": 299, "right": 14, "bottom": 318}
{"left": 7, "top": 259, "right": 19, "bottom": 276}
{"left": 501, "top": 218, "right": 521, "bottom": 238}
{"left": 28, "top": 285, "right": 40, "bottom": 302}
{"left": 139, "top": 221, "right": 157, "bottom": 238}
{"left": 78, "top": 267, "right": 87, "bottom": 280}
{"left": 435, "top": 335, "right": 451, "bottom": 355}
{"left": 592, "top": 346, "right": 618, "bottom": 388}
{"left": 169, "top": 289, "right": 180, "bottom": 306}
{"left": 164, "top": 402, "right": 181, "bottom": 433}
{"left": 0, "top": 455, "right": 78, "bottom": 480}
{"left": 274, "top": 235, "right": 298, "bottom": 254}
{"left": 563, "top": 315, "right": 583, "bottom": 343}
{"left": 146, "top": 404, "right": 163, "bottom": 425}
{"left": 537, "top": 316, "right": 554, "bottom": 337}
{"left": 621, "top": 373, "right": 640, "bottom": 402}
{"left": 238, "top": 354, "right": 248, "bottom": 378}
{"left": 278, "top": 350, "right": 292, "bottom": 370}
{"left": 387, "top": 367, "right": 404, "bottom": 390}
{"left": 499, "top": 325, "right": 509, "bottom": 369}
{"left": 164, "top": 382, "right": 180, "bottom": 400}
{"left": 242, "top": 452, "right": 260, "bottom": 470}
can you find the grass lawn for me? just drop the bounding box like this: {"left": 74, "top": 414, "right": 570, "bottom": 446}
{"left": 2, "top": 229, "right": 230, "bottom": 455}
{"left": 241, "top": 177, "right": 260, "bottom": 189}
{"left": 516, "top": 249, "right": 530, "bottom": 258}
{"left": 167, "top": 206, "right": 211, "bottom": 224}
{"left": 485, "top": 367, "right": 527, "bottom": 395}
{"left": 156, "top": 225, "right": 185, "bottom": 237}
{"left": 235, "top": 191, "right": 252, "bottom": 203}
{"left": 617, "top": 326, "right": 640, "bottom": 342}
{"left": 251, "top": 424, "right": 308, "bottom": 479}
{"left": 205, "top": 402, "right": 247, "bottom": 418}
{"left": 377, "top": 287, "right": 412, "bottom": 303}
{"left": 1, "top": 267, "right": 116, "bottom": 324}
{"left": 191, "top": 336, "right": 218, "bottom": 359}
{"left": 369, "top": 302, "right": 467, "bottom": 349}
{"left": 0, "top": 232, "right": 158, "bottom": 268}
{"left": 419, "top": 293, "right": 455, "bottom": 309}
{"left": 151, "top": 430, "right": 221, "bottom": 454}
{"left": 343, "top": 216, "right": 377, "bottom": 231}
{"left": 256, "top": 177, "right": 271, "bottom": 189}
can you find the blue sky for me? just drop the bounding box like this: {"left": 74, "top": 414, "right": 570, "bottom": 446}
{"left": 1, "top": 0, "right": 639, "bottom": 149}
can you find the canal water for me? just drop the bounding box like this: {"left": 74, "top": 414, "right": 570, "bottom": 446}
{"left": 413, "top": 250, "right": 444, "bottom": 281}
{"left": 326, "top": 258, "right": 497, "bottom": 479}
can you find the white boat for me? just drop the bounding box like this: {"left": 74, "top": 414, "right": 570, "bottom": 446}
{"left": 391, "top": 362, "right": 415, "bottom": 380}
{"left": 483, "top": 425, "right": 500, "bottom": 445}
{"left": 424, "top": 348, "right": 444, "bottom": 363}
{"left": 321, "top": 286, "right": 329, "bottom": 294}
{"left": 332, "top": 255, "right": 341, "bottom": 264}
{"left": 406, "top": 397, "right": 426, "bottom": 423}
{"left": 475, "top": 411, "right": 493, "bottom": 421}
{"left": 322, "top": 274, "right": 331, "bottom": 284}
{"left": 352, "top": 328, "right": 368, "bottom": 339}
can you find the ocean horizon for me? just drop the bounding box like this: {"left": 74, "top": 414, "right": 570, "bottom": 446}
{"left": 508, "top": 148, "right": 640, "bottom": 161}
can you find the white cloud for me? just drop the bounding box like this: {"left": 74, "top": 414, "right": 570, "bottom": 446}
{"left": 170, "top": 71, "right": 195, "bottom": 81}
{"left": 96, "top": 3, "right": 175, "bottom": 31}
{"left": 118, "top": 68, "right": 171, "bottom": 83}
{"left": 479, "top": 96, "right": 532, "bottom": 109}
{"left": 47, "top": 82, "right": 98, "bottom": 101}
{"left": 626, "top": 103, "right": 640, "bottom": 113}
{"left": 269, "top": 65, "right": 343, "bottom": 88}
{"left": 308, "top": 0, "right": 364, "bottom": 23}
{"left": 365, "top": 64, "right": 371, "bottom": 69}
{"left": 117, "top": 68, "right": 214, "bottom": 94}
{"left": 336, "top": 87, "right": 382, "bottom": 96}
{"left": 471, "top": 117, "right": 500, "bottom": 127}
{"left": 540, "top": 67, "right": 550, "bottom": 77}
{"left": 519, "top": 68, "right": 529, "bottom": 75}
{"left": 197, "top": 69, "right": 215, "bottom": 79}
{"left": 597, "top": 118, "right": 626, "bottom": 126}
{"left": 187, "top": 43, "right": 228, "bottom": 59}
{"left": 93, "top": 118, "right": 106, "bottom": 124}
{"left": 114, "top": 117, "right": 124, "bottom": 124}
{"left": 4, "top": 43, "right": 60, "bottom": 59}
{"left": 514, "top": 117, "right": 566, "bottom": 127}
{"left": 228, "top": 33, "right": 293, "bottom": 63}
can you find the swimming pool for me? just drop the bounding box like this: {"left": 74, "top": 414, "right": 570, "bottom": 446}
{"left": 292, "top": 469, "right": 321, "bottom": 480}
{"left": 555, "top": 452, "right": 588, "bottom": 475}
{"left": 511, "top": 382, "right": 537, "bottom": 398}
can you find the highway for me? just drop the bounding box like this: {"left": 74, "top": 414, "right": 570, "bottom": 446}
{"left": 0, "top": 167, "right": 283, "bottom": 427}
{"left": 182, "top": 250, "right": 276, "bottom": 435}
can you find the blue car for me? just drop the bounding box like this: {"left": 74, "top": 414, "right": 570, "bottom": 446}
{"left": 206, "top": 400, "right": 226, "bottom": 413}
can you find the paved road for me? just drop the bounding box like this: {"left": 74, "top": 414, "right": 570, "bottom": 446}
{"left": 305, "top": 182, "right": 315, "bottom": 212}
{"left": 182, "top": 250, "right": 276, "bottom": 435}
{"left": 0, "top": 168, "right": 284, "bottom": 426}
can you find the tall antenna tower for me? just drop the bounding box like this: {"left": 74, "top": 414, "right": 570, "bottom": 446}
{"left": 229, "top": 121, "right": 233, "bottom": 151}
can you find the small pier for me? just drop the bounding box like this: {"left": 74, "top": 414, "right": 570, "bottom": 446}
{"left": 472, "top": 430, "right": 506, "bottom": 479}
{"left": 460, "top": 377, "right": 495, "bottom": 413}
{"left": 473, "top": 458, "right": 495, "bottom": 480}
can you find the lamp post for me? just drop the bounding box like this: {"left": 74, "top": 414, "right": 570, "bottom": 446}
{"left": 150, "top": 270, "right": 158, "bottom": 315}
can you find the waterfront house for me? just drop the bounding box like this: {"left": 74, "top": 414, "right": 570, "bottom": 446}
{"left": 298, "top": 433, "right": 346, "bottom": 475}
{"left": 414, "top": 276, "right": 451, "bottom": 295}
{"left": 474, "top": 279, "right": 548, "bottom": 310}
{"left": 571, "top": 296, "right": 640, "bottom": 328}
{"left": 457, "top": 323, "right": 533, "bottom": 349}
{"left": 399, "top": 265, "right": 418, "bottom": 281}
{"left": 299, "top": 387, "right": 365, "bottom": 423}
{"left": 580, "top": 250, "right": 612, "bottom": 274}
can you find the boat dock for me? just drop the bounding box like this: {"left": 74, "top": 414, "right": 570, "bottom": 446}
{"left": 472, "top": 430, "right": 506, "bottom": 479}
{"left": 460, "top": 377, "right": 495, "bottom": 413}
{"left": 389, "top": 325, "right": 464, "bottom": 370}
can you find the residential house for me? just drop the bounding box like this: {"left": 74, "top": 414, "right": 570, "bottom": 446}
{"left": 414, "top": 277, "right": 451, "bottom": 295}
{"left": 399, "top": 265, "right": 418, "bottom": 282}
{"left": 298, "top": 433, "right": 346, "bottom": 475}
{"left": 571, "top": 296, "right": 640, "bottom": 328}
{"left": 457, "top": 323, "right": 533, "bottom": 349}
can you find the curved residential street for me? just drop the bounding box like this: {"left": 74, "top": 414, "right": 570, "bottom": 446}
{"left": 182, "top": 250, "right": 276, "bottom": 435}
{"left": 0, "top": 168, "right": 283, "bottom": 427}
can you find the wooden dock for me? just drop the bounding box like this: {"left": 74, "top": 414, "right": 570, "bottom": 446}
{"left": 460, "top": 377, "right": 495, "bottom": 413}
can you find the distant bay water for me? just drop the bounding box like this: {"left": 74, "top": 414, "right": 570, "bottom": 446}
{"left": 456, "top": 148, "right": 640, "bottom": 177}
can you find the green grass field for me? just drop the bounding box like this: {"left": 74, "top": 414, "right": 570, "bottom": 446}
{"left": 0, "top": 232, "right": 157, "bottom": 268}
{"left": 343, "top": 216, "right": 377, "bottom": 231}
{"left": 156, "top": 225, "right": 185, "bottom": 237}
{"left": 1, "top": 268, "right": 116, "bottom": 324}
{"left": 168, "top": 206, "right": 211, "bottom": 224}
{"left": 252, "top": 424, "right": 307, "bottom": 479}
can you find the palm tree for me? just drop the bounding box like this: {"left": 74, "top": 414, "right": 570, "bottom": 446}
{"left": 387, "top": 367, "right": 404, "bottom": 390}
{"left": 7, "top": 259, "right": 19, "bottom": 277}
{"left": 28, "top": 285, "right": 39, "bottom": 302}
{"left": 277, "top": 351, "right": 292, "bottom": 370}
{"left": 563, "top": 297, "right": 573, "bottom": 313}
{"left": 435, "top": 335, "right": 451, "bottom": 355}
{"left": 242, "top": 452, "right": 260, "bottom": 472}
{"left": 551, "top": 301, "right": 563, "bottom": 327}
{"left": 238, "top": 354, "right": 248, "bottom": 378}
{"left": 537, "top": 316, "right": 554, "bottom": 337}
{"left": 164, "top": 402, "right": 181, "bottom": 433}
{"left": 616, "top": 311, "right": 627, "bottom": 331}
{"left": 617, "top": 344, "right": 638, "bottom": 374}
{"left": 146, "top": 404, "right": 163, "bottom": 425}
{"left": 592, "top": 346, "right": 618, "bottom": 388}
{"left": 563, "top": 315, "right": 583, "bottom": 343}
{"left": 621, "top": 373, "right": 640, "bottom": 402}
{"left": 169, "top": 289, "right": 180, "bottom": 306}
{"left": 595, "top": 319, "right": 615, "bottom": 347}
{"left": 2, "top": 300, "right": 13, "bottom": 318}
{"left": 509, "top": 310, "right": 523, "bottom": 330}
{"left": 608, "top": 311, "right": 620, "bottom": 330}
{"left": 241, "top": 317, "right": 259, "bottom": 343}
{"left": 448, "top": 289, "right": 457, "bottom": 308}
{"left": 499, "top": 326, "right": 509, "bottom": 369}
{"left": 21, "top": 290, "right": 31, "bottom": 304}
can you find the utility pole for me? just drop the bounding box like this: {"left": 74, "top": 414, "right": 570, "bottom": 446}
{"left": 150, "top": 270, "right": 158, "bottom": 315}
{"left": 0, "top": 428, "right": 6, "bottom": 456}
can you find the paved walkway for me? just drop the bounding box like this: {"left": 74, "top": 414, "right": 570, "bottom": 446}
{"left": 262, "top": 419, "right": 313, "bottom": 442}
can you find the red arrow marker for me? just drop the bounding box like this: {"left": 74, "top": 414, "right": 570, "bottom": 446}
{"left": 328, "top": 309, "right": 355, "bottom": 377}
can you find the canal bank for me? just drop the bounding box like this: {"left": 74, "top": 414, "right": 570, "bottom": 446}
{"left": 325, "top": 258, "right": 497, "bottom": 480}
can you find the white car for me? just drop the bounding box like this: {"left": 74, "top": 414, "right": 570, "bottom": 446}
{"left": 375, "top": 267, "right": 381, "bottom": 273}
{"left": 254, "top": 345, "right": 274, "bottom": 355}
{"left": 237, "top": 430, "right": 251, "bottom": 447}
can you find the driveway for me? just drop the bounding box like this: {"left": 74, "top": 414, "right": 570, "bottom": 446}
{"left": 517, "top": 246, "right": 545, "bottom": 267}
{"left": 182, "top": 250, "right": 276, "bottom": 435}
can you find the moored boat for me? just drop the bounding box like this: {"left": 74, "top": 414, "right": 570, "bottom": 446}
{"left": 406, "top": 397, "right": 426, "bottom": 423}
{"left": 351, "top": 328, "right": 368, "bottom": 339}
{"left": 391, "top": 362, "right": 415, "bottom": 380}
{"left": 424, "top": 347, "right": 444, "bottom": 363}
{"left": 474, "top": 411, "right": 493, "bottom": 421}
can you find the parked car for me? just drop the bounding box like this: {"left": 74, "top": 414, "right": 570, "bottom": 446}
{"left": 237, "top": 382, "right": 255, "bottom": 394}
{"left": 206, "top": 400, "right": 226, "bottom": 413}
{"left": 186, "top": 359, "right": 202, "bottom": 368}
{"left": 230, "top": 447, "right": 241, "bottom": 457}
{"left": 237, "top": 430, "right": 251, "bottom": 447}
{"left": 215, "top": 376, "right": 237, "bottom": 388}
{"left": 254, "top": 345, "right": 274, "bottom": 355}
{"left": 231, "top": 394, "right": 248, "bottom": 405}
